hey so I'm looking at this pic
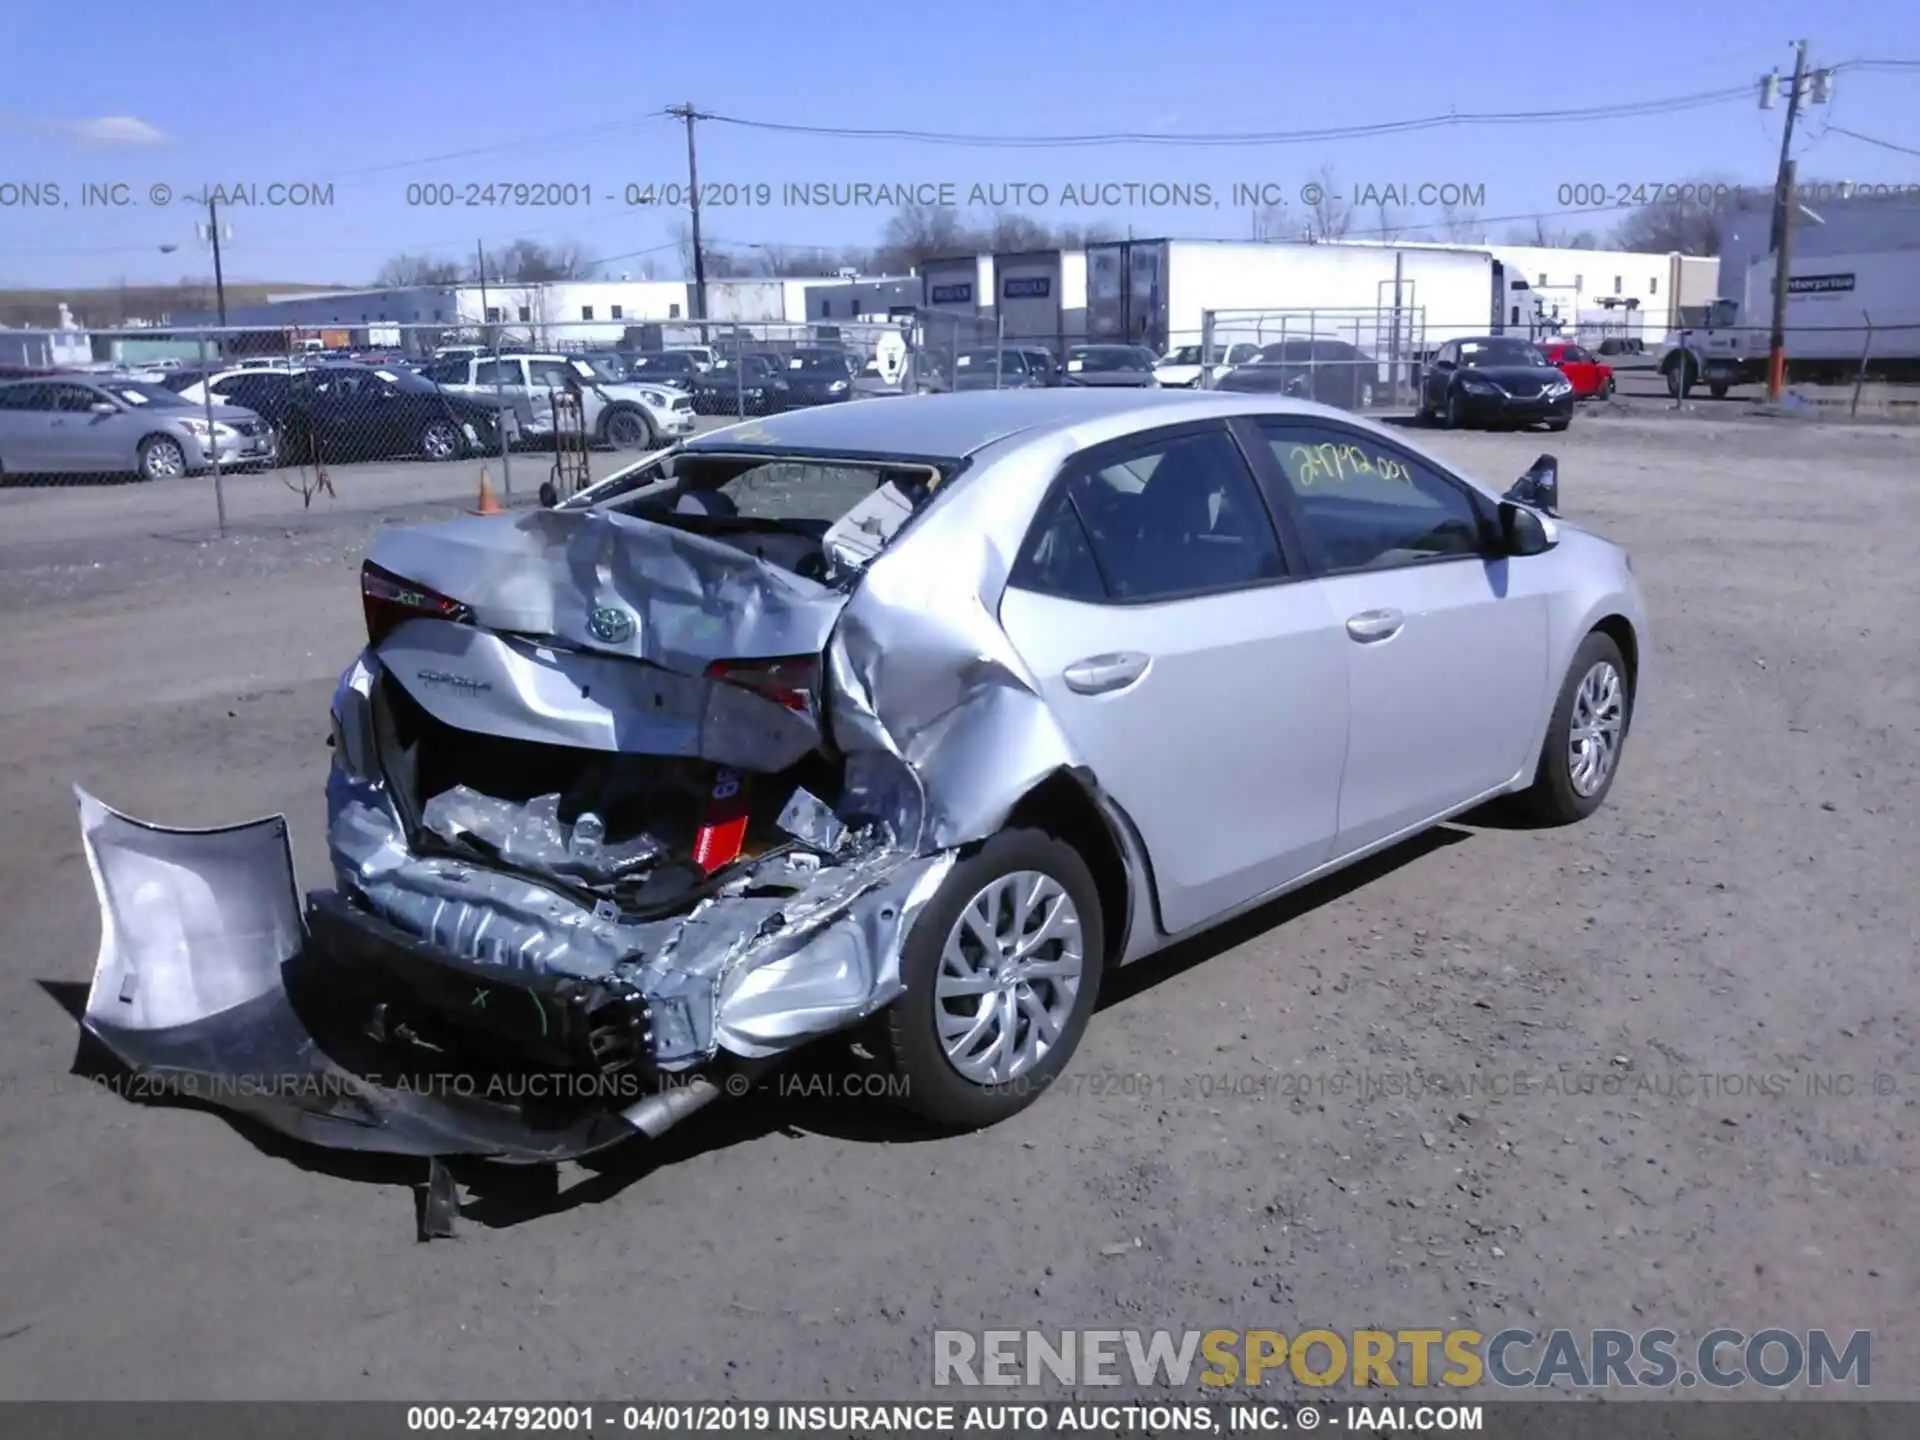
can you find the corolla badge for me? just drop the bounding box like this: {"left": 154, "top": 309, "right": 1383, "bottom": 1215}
{"left": 587, "top": 605, "right": 636, "bottom": 644}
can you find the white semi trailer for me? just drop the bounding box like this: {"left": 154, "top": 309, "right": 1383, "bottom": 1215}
{"left": 1658, "top": 250, "right": 1920, "bottom": 396}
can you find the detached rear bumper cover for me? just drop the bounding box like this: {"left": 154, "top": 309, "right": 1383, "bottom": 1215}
{"left": 76, "top": 788, "right": 952, "bottom": 1158}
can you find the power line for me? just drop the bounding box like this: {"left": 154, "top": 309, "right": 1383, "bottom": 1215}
{"left": 1824, "top": 124, "right": 1920, "bottom": 157}
{"left": 699, "top": 86, "right": 1760, "bottom": 149}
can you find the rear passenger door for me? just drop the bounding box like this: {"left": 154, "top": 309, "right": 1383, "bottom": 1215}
{"left": 0, "top": 383, "right": 56, "bottom": 468}
{"left": 1249, "top": 419, "right": 1551, "bottom": 852}
{"left": 996, "top": 421, "right": 1351, "bottom": 935}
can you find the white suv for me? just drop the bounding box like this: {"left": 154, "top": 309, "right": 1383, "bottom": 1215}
{"left": 418, "top": 353, "right": 696, "bottom": 449}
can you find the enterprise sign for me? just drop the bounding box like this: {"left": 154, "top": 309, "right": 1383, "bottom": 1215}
{"left": 1787, "top": 273, "right": 1856, "bottom": 295}
{"left": 1004, "top": 277, "right": 1053, "bottom": 299}
{"left": 929, "top": 283, "right": 973, "bottom": 304}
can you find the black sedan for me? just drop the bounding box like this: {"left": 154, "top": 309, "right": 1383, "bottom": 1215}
{"left": 270, "top": 364, "right": 511, "bottom": 464}
{"left": 621, "top": 351, "right": 703, "bottom": 389}
{"left": 1420, "top": 336, "right": 1574, "bottom": 431}
{"left": 1213, "top": 338, "right": 1381, "bottom": 410}
{"left": 780, "top": 349, "right": 858, "bottom": 406}
{"left": 1062, "top": 345, "right": 1161, "bottom": 387}
{"left": 691, "top": 354, "right": 790, "bottom": 415}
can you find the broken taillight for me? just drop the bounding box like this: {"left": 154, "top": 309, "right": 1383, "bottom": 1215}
{"left": 361, "top": 560, "right": 473, "bottom": 646}
{"left": 705, "top": 656, "right": 819, "bottom": 716}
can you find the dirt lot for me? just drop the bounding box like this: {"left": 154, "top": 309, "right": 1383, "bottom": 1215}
{"left": 0, "top": 407, "right": 1913, "bottom": 1402}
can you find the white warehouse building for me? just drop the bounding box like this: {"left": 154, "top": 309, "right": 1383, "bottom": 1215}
{"left": 174, "top": 277, "right": 854, "bottom": 348}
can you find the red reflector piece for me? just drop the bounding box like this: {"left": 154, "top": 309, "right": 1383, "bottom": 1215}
{"left": 692, "top": 767, "right": 751, "bottom": 873}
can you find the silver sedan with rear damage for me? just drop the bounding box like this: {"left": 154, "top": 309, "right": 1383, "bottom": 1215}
{"left": 76, "top": 388, "right": 1647, "bottom": 1165}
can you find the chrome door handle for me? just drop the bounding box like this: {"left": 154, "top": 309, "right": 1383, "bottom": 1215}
{"left": 1063, "top": 651, "right": 1151, "bottom": 695}
{"left": 1346, "top": 608, "right": 1404, "bottom": 643}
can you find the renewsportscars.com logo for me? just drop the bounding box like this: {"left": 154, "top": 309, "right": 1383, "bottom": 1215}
{"left": 933, "top": 1328, "right": 1872, "bottom": 1390}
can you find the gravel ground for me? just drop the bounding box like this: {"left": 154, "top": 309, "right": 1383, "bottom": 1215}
{"left": 0, "top": 408, "right": 1912, "bottom": 1402}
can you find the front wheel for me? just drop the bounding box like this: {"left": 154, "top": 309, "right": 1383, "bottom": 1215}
{"left": 1516, "top": 631, "right": 1632, "bottom": 826}
{"left": 138, "top": 435, "right": 187, "bottom": 482}
{"left": 881, "top": 828, "right": 1106, "bottom": 1130}
{"left": 418, "top": 419, "right": 462, "bottom": 462}
{"left": 1546, "top": 416, "right": 1571, "bottom": 432}
{"left": 1601, "top": 375, "right": 1616, "bottom": 399}
{"left": 1443, "top": 391, "right": 1463, "bottom": 429}
{"left": 600, "top": 405, "right": 654, "bottom": 451}
{"left": 1665, "top": 356, "right": 1695, "bottom": 398}
{"left": 1707, "top": 381, "right": 1729, "bottom": 399}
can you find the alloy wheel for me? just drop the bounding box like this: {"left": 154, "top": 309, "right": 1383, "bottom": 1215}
{"left": 935, "top": 871, "right": 1085, "bottom": 1085}
{"left": 143, "top": 439, "right": 185, "bottom": 480}
{"left": 420, "top": 422, "right": 460, "bottom": 461}
{"left": 1568, "top": 661, "right": 1626, "bottom": 797}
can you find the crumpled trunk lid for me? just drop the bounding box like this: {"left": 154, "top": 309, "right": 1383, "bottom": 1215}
{"left": 369, "top": 505, "right": 847, "bottom": 674}
{"left": 366, "top": 505, "right": 847, "bottom": 770}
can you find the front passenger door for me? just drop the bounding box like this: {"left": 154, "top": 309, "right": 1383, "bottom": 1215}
{"left": 1252, "top": 421, "right": 1551, "bottom": 853}
{"left": 996, "top": 422, "right": 1350, "bottom": 934}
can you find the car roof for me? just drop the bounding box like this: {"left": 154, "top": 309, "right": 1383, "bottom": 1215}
{"left": 682, "top": 388, "right": 1358, "bottom": 463}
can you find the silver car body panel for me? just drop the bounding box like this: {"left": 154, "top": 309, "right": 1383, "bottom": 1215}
{"left": 74, "top": 390, "right": 1648, "bottom": 1156}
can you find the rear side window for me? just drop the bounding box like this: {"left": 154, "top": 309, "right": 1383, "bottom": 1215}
{"left": 1014, "top": 428, "right": 1287, "bottom": 604}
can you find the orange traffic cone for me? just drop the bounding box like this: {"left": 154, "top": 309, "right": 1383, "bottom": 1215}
{"left": 470, "top": 467, "right": 505, "bottom": 516}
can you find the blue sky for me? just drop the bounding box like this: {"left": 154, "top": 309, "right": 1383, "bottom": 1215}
{"left": 1, "top": 0, "right": 1914, "bottom": 289}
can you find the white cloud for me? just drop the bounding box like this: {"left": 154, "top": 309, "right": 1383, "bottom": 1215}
{"left": 50, "top": 115, "right": 171, "bottom": 147}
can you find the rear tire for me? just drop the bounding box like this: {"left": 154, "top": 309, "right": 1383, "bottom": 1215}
{"left": 1708, "top": 381, "right": 1729, "bottom": 399}
{"left": 1665, "top": 356, "right": 1695, "bottom": 398}
{"left": 1516, "top": 631, "right": 1632, "bottom": 826}
{"left": 137, "top": 435, "right": 186, "bottom": 482}
{"left": 881, "top": 828, "right": 1106, "bottom": 1130}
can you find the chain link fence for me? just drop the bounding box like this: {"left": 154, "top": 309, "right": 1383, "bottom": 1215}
{"left": 1198, "top": 307, "right": 1429, "bottom": 410}
{"left": 5, "top": 304, "right": 1918, "bottom": 527}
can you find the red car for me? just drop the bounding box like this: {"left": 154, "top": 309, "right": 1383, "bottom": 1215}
{"left": 1536, "top": 341, "right": 1614, "bottom": 399}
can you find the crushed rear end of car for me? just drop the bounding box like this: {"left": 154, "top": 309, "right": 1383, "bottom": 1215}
{"left": 76, "top": 448, "right": 987, "bottom": 1163}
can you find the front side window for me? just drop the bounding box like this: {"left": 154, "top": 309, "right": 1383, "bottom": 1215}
{"left": 1260, "top": 423, "right": 1485, "bottom": 573}
{"left": 1019, "top": 428, "right": 1287, "bottom": 603}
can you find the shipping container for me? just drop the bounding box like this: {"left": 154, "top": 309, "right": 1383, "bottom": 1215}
{"left": 1085, "top": 238, "right": 1518, "bottom": 359}
{"left": 991, "top": 249, "right": 1088, "bottom": 355}
{"left": 919, "top": 255, "right": 992, "bottom": 315}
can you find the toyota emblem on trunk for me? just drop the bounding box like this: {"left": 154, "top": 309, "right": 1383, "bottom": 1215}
{"left": 587, "top": 606, "right": 636, "bottom": 644}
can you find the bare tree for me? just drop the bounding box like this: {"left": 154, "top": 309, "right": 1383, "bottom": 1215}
{"left": 1610, "top": 194, "right": 1723, "bottom": 255}
{"left": 1370, "top": 198, "right": 1406, "bottom": 241}
{"left": 985, "top": 211, "right": 1055, "bottom": 253}
{"left": 1250, "top": 201, "right": 1290, "bottom": 241}
{"left": 488, "top": 238, "right": 599, "bottom": 283}
{"left": 1307, "top": 166, "right": 1353, "bottom": 240}
{"left": 879, "top": 203, "right": 975, "bottom": 270}
{"left": 1435, "top": 199, "right": 1482, "bottom": 243}
{"left": 376, "top": 253, "right": 465, "bottom": 287}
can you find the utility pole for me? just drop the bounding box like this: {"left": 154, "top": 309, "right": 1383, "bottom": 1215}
{"left": 475, "top": 239, "right": 490, "bottom": 341}
{"left": 206, "top": 193, "right": 228, "bottom": 328}
{"left": 667, "top": 103, "right": 709, "bottom": 341}
{"left": 1762, "top": 40, "right": 1833, "bottom": 403}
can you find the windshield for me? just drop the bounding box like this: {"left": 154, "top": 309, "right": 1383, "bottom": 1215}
{"left": 1253, "top": 342, "right": 1316, "bottom": 364}
{"left": 101, "top": 382, "right": 189, "bottom": 407}
{"left": 1163, "top": 346, "right": 1201, "bottom": 365}
{"left": 789, "top": 353, "right": 849, "bottom": 374}
{"left": 379, "top": 368, "right": 442, "bottom": 393}
{"left": 575, "top": 356, "right": 625, "bottom": 382}
{"left": 1070, "top": 348, "right": 1149, "bottom": 371}
{"left": 956, "top": 349, "right": 1023, "bottom": 371}
{"left": 1458, "top": 338, "right": 1548, "bottom": 367}
{"left": 628, "top": 354, "right": 694, "bottom": 374}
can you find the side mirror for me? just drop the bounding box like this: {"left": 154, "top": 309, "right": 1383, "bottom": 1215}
{"left": 89, "top": 401, "right": 118, "bottom": 415}
{"left": 1498, "top": 501, "right": 1558, "bottom": 556}
{"left": 1504, "top": 454, "right": 1559, "bottom": 517}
